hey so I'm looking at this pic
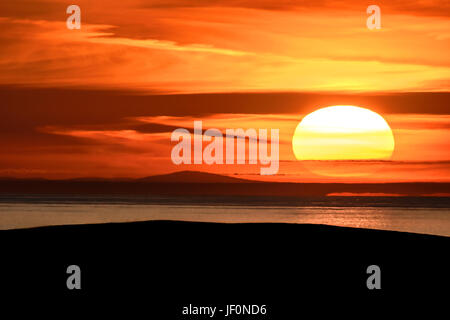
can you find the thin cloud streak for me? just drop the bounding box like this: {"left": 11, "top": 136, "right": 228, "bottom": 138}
{"left": 0, "top": 2, "right": 449, "bottom": 92}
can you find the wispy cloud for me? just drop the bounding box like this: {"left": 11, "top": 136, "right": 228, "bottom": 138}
{"left": 0, "top": 1, "right": 448, "bottom": 92}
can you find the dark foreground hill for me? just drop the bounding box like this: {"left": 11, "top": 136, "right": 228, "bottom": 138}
{"left": 1, "top": 220, "right": 448, "bottom": 316}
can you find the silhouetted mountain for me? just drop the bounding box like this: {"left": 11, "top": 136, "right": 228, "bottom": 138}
{"left": 138, "top": 171, "right": 250, "bottom": 183}
{"left": 0, "top": 171, "right": 448, "bottom": 197}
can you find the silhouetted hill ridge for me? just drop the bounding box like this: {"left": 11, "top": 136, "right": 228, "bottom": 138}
{"left": 0, "top": 171, "right": 449, "bottom": 196}
{"left": 137, "top": 171, "right": 250, "bottom": 183}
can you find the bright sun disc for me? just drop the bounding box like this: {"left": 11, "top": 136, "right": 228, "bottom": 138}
{"left": 293, "top": 105, "right": 395, "bottom": 161}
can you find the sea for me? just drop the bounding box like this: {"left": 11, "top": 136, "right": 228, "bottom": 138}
{"left": 0, "top": 195, "right": 449, "bottom": 236}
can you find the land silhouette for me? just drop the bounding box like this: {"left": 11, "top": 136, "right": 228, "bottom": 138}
{"left": 2, "top": 220, "right": 449, "bottom": 313}
{"left": 0, "top": 171, "right": 448, "bottom": 197}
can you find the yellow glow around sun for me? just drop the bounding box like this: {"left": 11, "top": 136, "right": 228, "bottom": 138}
{"left": 293, "top": 106, "right": 395, "bottom": 161}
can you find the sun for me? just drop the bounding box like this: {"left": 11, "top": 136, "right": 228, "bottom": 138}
{"left": 292, "top": 105, "right": 395, "bottom": 176}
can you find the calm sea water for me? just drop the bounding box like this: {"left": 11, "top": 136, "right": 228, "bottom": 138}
{"left": 0, "top": 195, "right": 449, "bottom": 236}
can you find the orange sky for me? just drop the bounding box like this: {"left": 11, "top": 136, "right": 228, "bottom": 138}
{"left": 0, "top": 0, "right": 449, "bottom": 92}
{"left": 0, "top": 1, "right": 448, "bottom": 182}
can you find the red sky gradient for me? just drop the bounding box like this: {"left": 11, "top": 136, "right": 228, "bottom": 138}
{"left": 0, "top": 1, "right": 448, "bottom": 182}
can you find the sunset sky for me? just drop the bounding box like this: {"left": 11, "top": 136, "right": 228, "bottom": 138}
{"left": 0, "top": 0, "right": 449, "bottom": 182}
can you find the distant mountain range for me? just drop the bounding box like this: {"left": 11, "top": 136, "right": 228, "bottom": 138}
{"left": 137, "top": 171, "right": 249, "bottom": 183}
{"left": 0, "top": 171, "right": 449, "bottom": 197}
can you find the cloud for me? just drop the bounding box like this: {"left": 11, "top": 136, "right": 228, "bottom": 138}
{"left": 0, "top": 1, "right": 448, "bottom": 180}
{"left": 1, "top": 88, "right": 450, "bottom": 120}
{"left": 140, "top": 0, "right": 450, "bottom": 17}
{"left": 0, "top": 2, "right": 449, "bottom": 92}
{"left": 0, "top": 96, "right": 448, "bottom": 181}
